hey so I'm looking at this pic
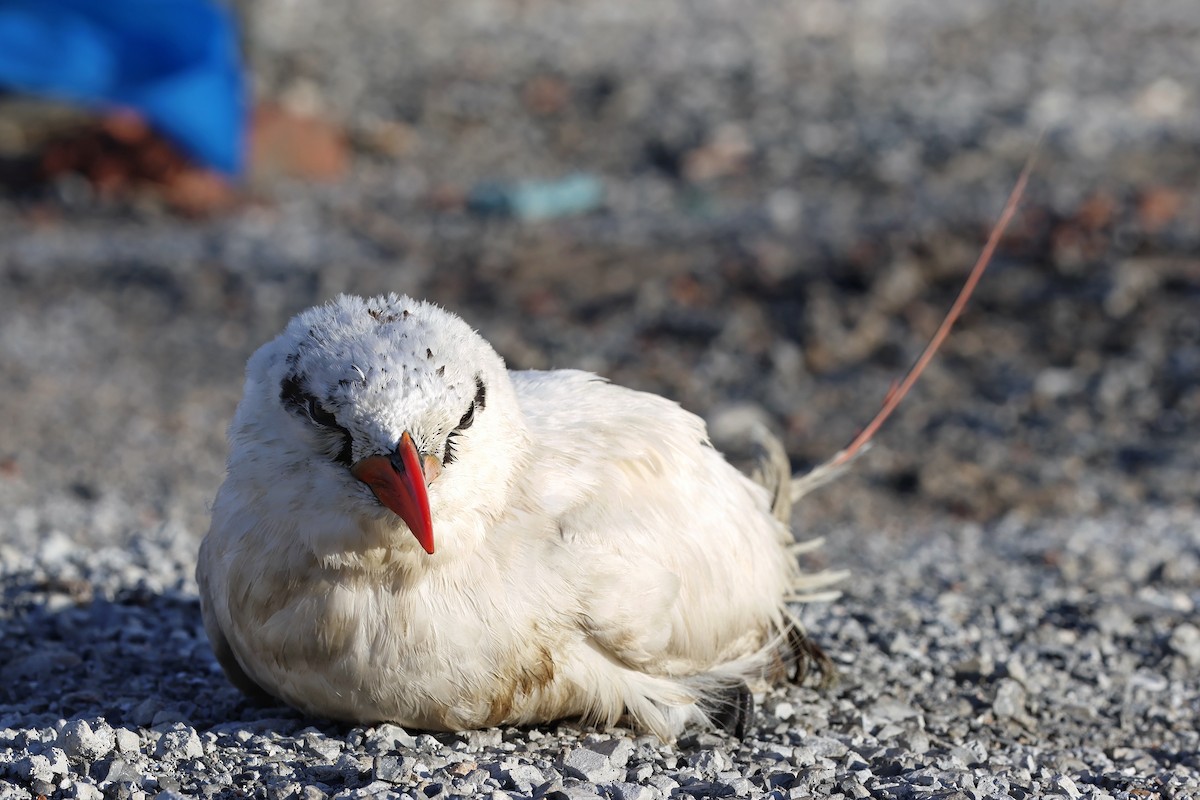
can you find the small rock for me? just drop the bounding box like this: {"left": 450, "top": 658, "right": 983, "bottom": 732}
{"left": 1168, "top": 623, "right": 1200, "bottom": 666}
{"left": 98, "top": 757, "right": 143, "bottom": 785}
{"left": 1056, "top": 774, "right": 1082, "bottom": 799}
{"left": 992, "top": 678, "right": 1027, "bottom": 719}
{"left": 114, "top": 728, "right": 141, "bottom": 754}
{"left": 1094, "top": 604, "right": 1135, "bottom": 636}
{"left": 867, "top": 698, "right": 919, "bottom": 725}
{"left": 952, "top": 657, "right": 993, "bottom": 682}
{"left": 373, "top": 755, "right": 406, "bottom": 783}
{"left": 503, "top": 764, "right": 545, "bottom": 792}
{"left": 587, "top": 737, "right": 635, "bottom": 768}
{"left": 546, "top": 787, "right": 604, "bottom": 800}
{"left": 686, "top": 748, "right": 731, "bottom": 775}
{"left": 13, "top": 748, "right": 69, "bottom": 785}
{"left": 802, "top": 736, "right": 849, "bottom": 759}
{"left": 646, "top": 774, "right": 679, "bottom": 793}
{"left": 896, "top": 728, "right": 930, "bottom": 754}
{"left": 562, "top": 745, "right": 622, "bottom": 783}
{"left": 725, "top": 776, "right": 754, "bottom": 796}
{"left": 60, "top": 719, "right": 116, "bottom": 761}
{"left": 364, "top": 723, "right": 417, "bottom": 753}
{"left": 63, "top": 779, "right": 105, "bottom": 800}
{"left": 300, "top": 732, "right": 343, "bottom": 761}
{"left": 1001, "top": 658, "right": 1029, "bottom": 685}
{"left": 460, "top": 728, "right": 502, "bottom": 749}
{"left": 153, "top": 725, "right": 203, "bottom": 760}
{"left": 610, "top": 782, "right": 656, "bottom": 800}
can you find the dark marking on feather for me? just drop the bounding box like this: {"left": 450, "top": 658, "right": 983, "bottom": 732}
{"left": 368, "top": 305, "right": 405, "bottom": 324}
{"left": 484, "top": 646, "right": 556, "bottom": 726}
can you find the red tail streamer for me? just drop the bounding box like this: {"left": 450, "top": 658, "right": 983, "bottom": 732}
{"left": 833, "top": 144, "right": 1040, "bottom": 467}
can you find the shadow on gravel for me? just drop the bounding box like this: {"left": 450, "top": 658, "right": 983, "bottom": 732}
{"left": 0, "top": 575, "right": 295, "bottom": 731}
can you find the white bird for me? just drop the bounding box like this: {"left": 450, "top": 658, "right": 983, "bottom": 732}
{"left": 197, "top": 293, "right": 847, "bottom": 739}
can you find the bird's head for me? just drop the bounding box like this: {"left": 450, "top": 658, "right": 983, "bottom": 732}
{"left": 227, "top": 294, "right": 529, "bottom": 559}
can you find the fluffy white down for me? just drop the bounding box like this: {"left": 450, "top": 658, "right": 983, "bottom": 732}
{"left": 197, "top": 293, "right": 834, "bottom": 739}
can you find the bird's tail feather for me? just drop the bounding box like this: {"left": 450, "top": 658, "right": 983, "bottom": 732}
{"left": 747, "top": 425, "right": 847, "bottom": 689}
{"left": 747, "top": 423, "right": 860, "bottom": 523}
{"left": 576, "top": 641, "right": 786, "bottom": 740}
{"left": 748, "top": 423, "right": 850, "bottom": 599}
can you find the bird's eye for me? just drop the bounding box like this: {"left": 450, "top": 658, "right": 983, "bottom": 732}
{"left": 473, "top": 376, "right": 487, "bottom": 411}
{"left": 445, "top": 376, "right": 486, "bottom": 466}
{"left": 457, "top": 402, "right": 475, "bottom": 431}
{"left": 280, "top": 375, "right": 353, "bottom": 466}
{"left": 305, "top": 396, "right": 341, "bottom": 430}
{"left": 456, "top": 377, "right": 487, "bottom": 431}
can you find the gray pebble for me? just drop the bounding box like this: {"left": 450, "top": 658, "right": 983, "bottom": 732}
{"left": 610, "top": 782, "right": 658, "bottom": 800}
{"left": 686, "top": 748, "right": 731, "bottom": 775}
{"left": 373, "top": 754, "right": 408, "bottom": 783}
{"left": 63, "top": 779, "right": 105, "bottom": 800}
{"left": 646, "top": 774, "right": 679, "bottom": 793}
{"left": 13, "top": 747, "right": 69, "bottom": 786}
{"left": 97, "top": 757, "right": 143, "bottom": 786}
{"left": 1168, "top": 623, "right": 1200, "bottom": 666}
{"left": 547, "top": 787, "right": 604, "bottom": 800}
{"left": 992, "top": 678, "right": 1027, "bottom": 720}
{"left": 364, "top": 723, "right": 417, "bottom": 753}
{"left": 586, "top": 736, "right": 635, "bottom": 767}
{"left": 802, "top": 736, "right": 849, "bottom": 759}
{"left": 502, "top": 763, "right": 545, "bottom": 792}
{"left": 60, "top": 719, "right": 116, "bottom": 761}
{"left": 562, "top": 746, "right": 622, "bottom": 783}
{"left": 152, "top": 726, "right": 203, "bottom": 760}
{"left": 300, "top": 732, "right": 345, "bottom": 761}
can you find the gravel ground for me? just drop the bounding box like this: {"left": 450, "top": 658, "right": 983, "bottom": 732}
{"left": 2, "top": 1, "right": 1199, "bottom": 798}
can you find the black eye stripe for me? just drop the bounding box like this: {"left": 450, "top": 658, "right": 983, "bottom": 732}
{"left": 445, "top": 376, "right": 486, "bottom": 464}
{"left": 473, "top": 376, "right": 487, "bottom": 411}
{"left": 280, "top": 375, "right": 353, "bottom": 467}
{"left": 457, "top": 402, "right": 475, "bottom": 430}
{"left": 306, "top": 397, "right": 340, "bottom": 428}
{"left": 455, "top": 376, "right": 487, "bottom": 432}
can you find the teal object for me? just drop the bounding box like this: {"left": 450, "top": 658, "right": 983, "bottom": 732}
{"left": 468, "top": 173, "right": 604, "bottom": 221}
{"left": 0, "top": 0, "right": 246, "bottom": 175}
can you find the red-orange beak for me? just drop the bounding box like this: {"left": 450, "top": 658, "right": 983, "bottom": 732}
{"left": 350, "top": 431, "right": 435, "bottom": 554}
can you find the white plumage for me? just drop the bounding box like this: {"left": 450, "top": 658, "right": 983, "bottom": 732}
{"left": 198, "top": 293, "right": 844, "bottom": 739}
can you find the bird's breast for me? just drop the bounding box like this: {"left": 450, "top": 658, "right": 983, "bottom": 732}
{"left": 221, "top": 545, "right": 569, "bottom": 729}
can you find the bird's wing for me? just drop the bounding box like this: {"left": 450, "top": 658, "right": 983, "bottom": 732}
{"left": 509, "top": 369, "right": 787, "bottom": 675}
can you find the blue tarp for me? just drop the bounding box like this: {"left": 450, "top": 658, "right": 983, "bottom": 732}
{"left": 0, "top": 0, "right": 246, "bottom": 175}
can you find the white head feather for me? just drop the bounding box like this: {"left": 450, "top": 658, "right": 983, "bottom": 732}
{"left": 222, "top": 293, "right": 531, "bottom": 563}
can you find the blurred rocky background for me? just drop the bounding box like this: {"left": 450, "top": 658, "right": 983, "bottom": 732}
{"left": 2, "top": 0, "right": 1196, "bottom": 549}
